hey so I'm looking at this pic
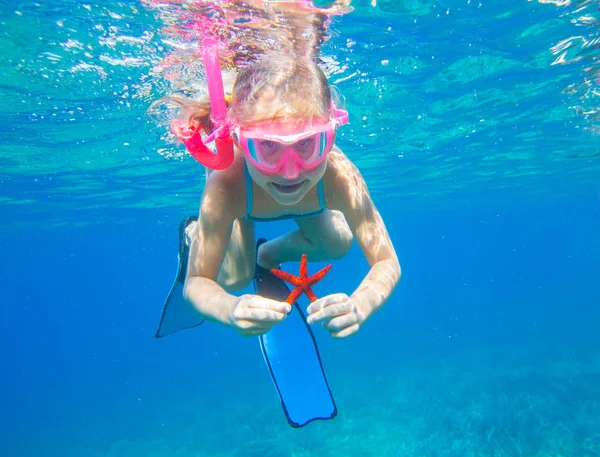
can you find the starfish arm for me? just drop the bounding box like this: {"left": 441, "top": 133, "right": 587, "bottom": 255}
{"left": 270, "top": 256, "right": 332, "bottom": 304}
{"left": 305, "top": 287, "right": 317, "bottom": 302}
{"left": 286, "top": 287, "right": 303, "bottom": 305}
{"left": 270, "top": 268, "right": 303, "bottom": 286}
{"left": 299, "top": 254, "right": 308, "bottom": 279}
{"left": 306, "top": 264, "right": 332, "bottom": 287}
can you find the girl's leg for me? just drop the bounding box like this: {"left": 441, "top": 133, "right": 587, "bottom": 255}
{"left": 186, "top": 217, "right": 256, "bottom": 292}
{"left": 257, "top": 210, "right": 353, "bottom": 268}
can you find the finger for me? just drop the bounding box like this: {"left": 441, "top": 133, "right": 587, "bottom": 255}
{"left": 323, "top": 313, "right": 357, "bottom": 331}
{"left": 239, "top": 325, "right": 271, "bottom": 337}
{"left": 330, "top": 323, "right": 360, "bottom": 339}
{"left": 249, "top": 298, "right": 292, "bottom": 315}
{"left": 235, "top": 318, "right": 275, "bottom": 332}
{"left": 307, "top": 302, "right": 349, "bottom": 324}
{"left": 306, "top": 294, "right": 348, "bottom": 315}
{"left": 306, "top": 298, "right": 325, "bottom": 316}
{"left": 240, "top": 307, "right": 287, "bottom": 323}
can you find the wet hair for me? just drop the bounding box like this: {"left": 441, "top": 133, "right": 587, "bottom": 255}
{"left": 230, "top": 55, "right": 333, "bottom": 125}
{"left": 148, "top": 0, "right": 353, "bottom": 135}
{"left": 149, "top": 55, "right": 335, "bottom": 137}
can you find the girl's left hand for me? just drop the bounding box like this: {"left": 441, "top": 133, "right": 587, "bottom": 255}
{"left": 306, "top": 293, "right": 364, "bottom": 338}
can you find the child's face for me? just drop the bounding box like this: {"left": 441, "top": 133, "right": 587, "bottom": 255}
{"left": 236, "top": 117, "right": 331, "bottom": 205}
{"left": 245, "top": 155, "right": 327, "bottom": 205}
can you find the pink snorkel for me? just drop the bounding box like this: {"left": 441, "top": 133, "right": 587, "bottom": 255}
{"left": 172, "top": 37, "right": 234, "bottom": 170}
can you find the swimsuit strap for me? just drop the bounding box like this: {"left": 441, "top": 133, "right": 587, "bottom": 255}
{"left": 243, "top": 160, "right": 326, "bottom": 221}
{"left": 244, "top": 161, "right": 254, "bottom": 217}
{"left": 317, "top": 179, "right": 325, "bottom": 210}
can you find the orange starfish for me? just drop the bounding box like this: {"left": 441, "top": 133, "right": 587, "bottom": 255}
{"left": 270, "top": 254, "right": 332, "bottom": 304}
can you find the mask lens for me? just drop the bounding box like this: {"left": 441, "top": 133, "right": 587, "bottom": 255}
{"left": 255, "top": 139, "right": 286, "bottom": 164}
{"left": 240, "top": 127, "right": 333, "bottom": 171}
{"left": 293, "top": 135, "right": 318, "bottom": 158}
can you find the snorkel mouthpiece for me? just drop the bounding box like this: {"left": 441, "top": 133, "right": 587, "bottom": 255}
{"left": 173, "top": 36, "right": 234, "bottom": 170}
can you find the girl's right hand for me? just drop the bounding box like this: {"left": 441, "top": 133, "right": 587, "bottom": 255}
{"left": 228, "top": 294, "right": 292, "bottom": 337}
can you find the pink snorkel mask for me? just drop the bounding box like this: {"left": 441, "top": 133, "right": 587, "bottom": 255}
{"left": 234, "top": 107, "right": 348, "bottom": 178}
{"left": 171, "top": 37, "right": 234, "bottom": 170}
{"left": 170, "top": 36, "right": 349, "bottom": 174}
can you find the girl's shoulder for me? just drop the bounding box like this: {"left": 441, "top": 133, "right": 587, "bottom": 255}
{"left": 324, "top": 146, "right": 364, "bottom": 187}
{"left": 323, "top": 146, "right": 369, "bottom": 211}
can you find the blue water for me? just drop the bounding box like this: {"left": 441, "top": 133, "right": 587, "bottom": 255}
{"left": 2, "top": 1, "right": 600, "bottom": 456}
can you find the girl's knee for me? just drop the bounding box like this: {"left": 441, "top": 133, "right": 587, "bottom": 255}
{"left": 328, "top": 228, "right": 353, "bottom": 259}
{"left": 314, "top": 224, "right": 353, "bottom": 260}
{"left": 185, "top": 220, "right": 198, "bottom": 247}
{"left": 222, "top": 275, "right": 254, "bottom": 292}
{"left": 218, "top": 264, "right": 255, "bottom": 292}
{"left": 218, "top": 218, "right": 256, "bottom": 291}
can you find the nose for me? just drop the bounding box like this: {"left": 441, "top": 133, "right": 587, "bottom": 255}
{"left": 281, "top": 155, "right": 301, "bottom": 180}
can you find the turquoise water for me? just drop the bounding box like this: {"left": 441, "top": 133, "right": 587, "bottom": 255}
{"left": 2, "top": 1, "right": 600, "bottom": 456}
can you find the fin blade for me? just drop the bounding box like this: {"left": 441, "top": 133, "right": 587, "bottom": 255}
{"left": 254, "top": 256, "right": 337, "bottom": 427}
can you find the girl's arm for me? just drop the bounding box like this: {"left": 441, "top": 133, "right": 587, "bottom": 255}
{"left": 327, "top": 152, "right": 401, "bottom": 323}
{"left": 183, "top": 165, "right": 291, "bottom": 335}
{"left": 183, "top": 172, "right": 240, "bottom": 326}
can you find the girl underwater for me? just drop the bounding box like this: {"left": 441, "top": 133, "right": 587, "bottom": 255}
{"left": 151, "top": 0, "right": 400, "bottom": 339}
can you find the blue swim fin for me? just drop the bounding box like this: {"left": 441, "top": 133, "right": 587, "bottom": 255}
{"left": 156, "top": 227, "right": 337, "bottom": 427}
{"left": 254, "top": 239, "right": 337, "bottom": 428}
{"left": 155, "top": 216, "right": 204, "bottom": 338}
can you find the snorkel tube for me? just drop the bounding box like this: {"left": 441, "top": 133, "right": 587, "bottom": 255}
{"left": 172, "top": 37, "right": 234, "bottom": 170}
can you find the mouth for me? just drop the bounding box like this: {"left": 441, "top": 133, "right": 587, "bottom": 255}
{"left": 270, "top": 180, "right": 306, "bottom": 194}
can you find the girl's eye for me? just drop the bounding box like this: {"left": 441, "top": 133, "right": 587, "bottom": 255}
{"left": 295, "top": 137, "right": 315, "bottom": 155}
{"left": 260, "top": 140, "right": 277, "bottom": 149}
{"left": 297, "top": 138, "right": 313, "bottom": 147}
{"left": 258, "top": 140, "right": 283, "bottom": 158}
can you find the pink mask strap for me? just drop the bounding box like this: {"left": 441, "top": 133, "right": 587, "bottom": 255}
{"left": 333, "top": 107, "right": 349, "bottom": 126}
{"left": 330, "top": 99, "right": 349, "bottom": 126}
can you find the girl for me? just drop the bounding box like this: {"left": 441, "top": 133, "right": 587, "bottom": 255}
{"left": 152, "top": 1, "right": 400, "bottom": 340}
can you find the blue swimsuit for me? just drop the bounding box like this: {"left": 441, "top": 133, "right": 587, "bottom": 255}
{"left": 243, "top": 162, "right": 326, "bottom": 222}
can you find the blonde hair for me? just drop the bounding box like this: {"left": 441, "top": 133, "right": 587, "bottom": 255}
{"left": 151, "top": 56, "right": 335, "bottom": 135}
{"left": 148, "top": 1, "right": 349, "bottom": 135}
{"left": 230, "top": 55, "right": 333, "bottom": 125}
